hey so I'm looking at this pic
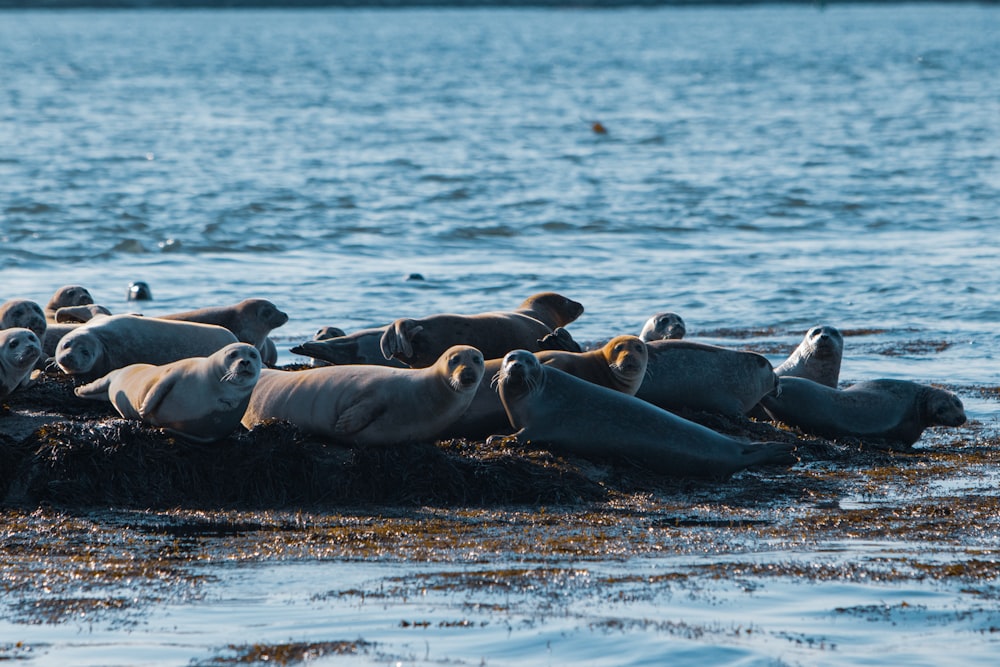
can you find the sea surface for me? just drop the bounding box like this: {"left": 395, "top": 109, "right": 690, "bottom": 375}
{"left": 1, "top": 4, "right": 1000, "bottom": 665}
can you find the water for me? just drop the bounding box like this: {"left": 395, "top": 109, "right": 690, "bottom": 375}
{"left": 1, "top": 4, "right": 999, "bottom": 664}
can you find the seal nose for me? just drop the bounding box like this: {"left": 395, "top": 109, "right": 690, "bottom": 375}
{"left": 459, "top": 368, "right": 479, "bottom": 387}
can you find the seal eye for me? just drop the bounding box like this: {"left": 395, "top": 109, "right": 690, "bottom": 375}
{"left": 9, "top": 340, "right": 18, "bottom": 350}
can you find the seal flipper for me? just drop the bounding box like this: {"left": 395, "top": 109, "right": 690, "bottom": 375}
{"left": 138, "top": 370, "right": 181, "bottom": 419}
{"left": 74, "top": 375, "right": 113, "bottom": 401}
{"left": 742, "top": 441, "right": 797, "bottom": 468}
{"left": 536, "top": 327, "right": 582, "bottom": 352}
{"left": 334, "top": 394, "right": 387, "bottom": 437}
{"left": 379, "top": 319, "right": 422, "bottom": 361}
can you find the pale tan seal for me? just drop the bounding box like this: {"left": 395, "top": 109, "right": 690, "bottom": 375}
{"left": 74, "top": 342, "right": 262, "bottom": 443}
{"left": 639, "top": 311, "right": 686, "bottom": 342}
{"left": 0, "top": 299, "right": 47, "bottom": 339}
{"left": 774, "top": 325, "right": 844, "bottom": 387}
{"left": 491, "top": 350, "right": 795, "bottom": 479}
{"left": 44, "top": 285, "right": 94, "bottom": 321}
{"left": 242, "top": 345, "right": 485, "bottom": 446}
{"left": 0, "top": 328, "right": 43, "bottom": 398}
{"left": 160, "top": 299, "right": 289, "bottom": 351}
{"left": 379, "top": 292, "right": 584, "bottom": 368}
{"left": 760, "top": 377, "right": 966, "bottom": 446}
{"left": 55, "top": 314, "right": 238, "bottom": 381}
{"left": 635, "top": 340, "right": 779, "bottom": 416}
{"left": 444, "top": 335, "right": 649, "bottom": 440}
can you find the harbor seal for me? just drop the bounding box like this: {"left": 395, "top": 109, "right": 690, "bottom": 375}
{"left": 639, "top": 311, "right": 686, "bottom": 342}
{"left": 0, "top": 328, "right": 43, "bottom": 397}
{"left": 380, "top": 292, "right": 584, "bottom": 367}
{"left": 160, "top": 298, "right": 289, "bottom": 351}
{"left": 0, "top": 299, "right": 47, "bottom": 339}
{"left": 45, "top": 285, "right": 94, "bottom": 320}
{"left": 291, "top": 325, "right": 408, "bottom": 368}
{"left": 74, "top": 342, "right": 262, "bottom": 443}
{"left": 242, "top": 345, "right": 485, "bottom": 446}
{"left": 305, "top": 326, "right": 347, "bottom": 367}
{"left": 54, "top": 304, "right": 113, "bottom": 324}
{"left": 491, "top": 350, "right": 795, "bottom": 478}
{"left": 760, "top": 377, "right": 966, "bottom": 446}
{"left": 444, "top": 335, "right": 649, "bottom": 440}
{"left": 55, "top": 314, "right": 238, "bottom": 381}
{"left": 774, "top": 325, "right": 843, "bottom": 387}
{"left": 636, "top": 340, "right": 780, "bottom": 416}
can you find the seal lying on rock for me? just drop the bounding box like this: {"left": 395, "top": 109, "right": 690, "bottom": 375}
{"left": 75, "top": 342, "right": 262, "bottom": 443}
{"left": 639, "top": 311, "right": 686, "bottom": 342}
{"left": 636, "top": 340, "right": 780, "bottom": 417}
{"left": 760, "top": 377, "right": 966, "bottom": 446}
{"left": 775, "top": 325, "right": 844, "bottom": 387}
{"left": 55, "top": 314, "right": 238, "bottom": 381}
{"left": 0, "top": 328, "right": 43, "bottom": 398}
{"left": 160, "top": 299, "right": 289, "bottom": 365}
{"left": 491, "top": 350, "right": 796, "bottom": 479}
{"left": 242, "top": 345, "right": 485, "bottom": 446}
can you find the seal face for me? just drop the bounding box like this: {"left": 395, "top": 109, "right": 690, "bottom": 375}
{"left": 492, "top": 350, "right": 795, "bottom": 479}
{"left": 774, "top": 325, "right": 844, "bottom": 388}
{"left": 639, "top": 312, "right": 686, "bottom": 342}
{"left": 55, "top": 314, "right": 238, "bottom": 381}
{"left": 0, "top": 299, "right": 47, "bottom": 340}
{"left": 636, "top": 340, "right": 779, "bottom": 416}
{"left": 75, "top": 342, "right": 262, "bottom": 443}
{"left": 379, "top": 292, "right": 584, "bottom": 368}
{"left": 242, "top": 345, "right": 485, "bottom": 447}
{"left": 760, "top": 377, "right": 966, "bottom": 446}
{"left": 0, "top": 328, "right": 43, "bottom": 397}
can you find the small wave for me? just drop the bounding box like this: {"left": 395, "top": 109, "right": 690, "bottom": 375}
{"left": 112, "top": 239, "right": 150, "bottom": 254}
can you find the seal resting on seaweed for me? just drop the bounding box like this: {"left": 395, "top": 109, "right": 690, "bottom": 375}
{"left": 444, "top": 334, "right": 649, "bottom": 440}
{"left": 379, "top": 292, "right": 585, "bottom": 368}
{"left": 636, "top": 340, "right": 780, "bottom": 417}
{"left": 44, "top": 285, "right": 95, "bottom": 321}
{"left": 74, "top": 342, "right": 262, "bottom": 443}
{"left": 242, "top": 345, "right": 485, "bottom": 446}
{"left": 639, "top": 311, "right": 686, "bottom": 342}
{"left": 159, "top": 298, "right": 289, "bottom": 365}
{"left": 491, "top": 350, "right": 795, "bottom": 479}
{"left": 775, "top": 325, "right": 843, "bottom": 387}
{"left": 0, "top": 328, "right": 43, "bottom": 397}
{"left": 55, "top": 314, "right": 238, "bottom": 381}
{"left": 760, "top": 377, "right": 966, "bottom": 446}
{"left": 0, "top": 299, "right": 47, "bottom": 340}
{"left": 291, "top": 325, "right": 408, "bottom": 368}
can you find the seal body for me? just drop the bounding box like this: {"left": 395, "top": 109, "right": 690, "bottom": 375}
{"left": 74, "top": 342, "right": 262, "bottom": 443}
{"left": 636, "top": 340, "right": 779, "bottom": 416}
{"left": 160, "top": 299, "right": 289, "bottom": 356}
{"left": 0, "top": 300, "right": 47, "bottom": 340}
{"left": 760, "top": 377, "right": 966, "bottom": 445}
{"left": 45, "top": 285, "right": 94, "bottom": 321}
{"left": 0, "top": 328, "right": 43, "bottom": 397}
{"left": 55, "top": 314, "right": 238, "bottom": 381}
{"left": 54, "top": 304, "right": 113, "bottom": 324}
{"left": 774, "top": 325, "right": 844, "bottom": 387}
{"left": 493, "top": 351, "right": 795, "bottom": 479}
{"left": 242, "top": 345, "right": 485, "bottom": 446}
{"left": 445, "top": 335, "right": 649, "bottom": 440}
{"left": 639, "top": 311, "right": 686, "bottom": 342}
{"left": 291, "top": 325, "right": 408, "bottom": 368}
{"left": 379, "top": 292, "right": 584, "bottom": 368}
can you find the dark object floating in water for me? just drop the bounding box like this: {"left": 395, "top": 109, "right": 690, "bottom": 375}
{"left": 591, "top": 121, "right": 608, "bottom": 134}
{"left": 406, "top": 273, "right": 425, "bottom": 281}
{"left": 127, "top": 281, "right": 153, "bottom": 301}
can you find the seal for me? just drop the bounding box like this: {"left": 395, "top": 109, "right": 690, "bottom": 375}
{"left": 774, "top": 325, "right": 844, "bottom": 387}
{"left": 74, "top": 342, "right": 262, "bottom": 443}
{"left": 639, "top": 311, "right": 687, "bottom": 342}
{"left": 444, "top": 335, "right": 650, "bottom": 440}
{"left": 45, "top": 285, "right": 94, "bottom": 321}
{"left": 760, "top": 377, "right": 966, "bottom": 446}
{"left": 305, "top": 326, "right": 347, "bottom": 367}
{"left": 379, "top": 292, "right": 584, "bottom": 367}
{"left": 54, "top": 304, "right": 113, "bottom": 324}
{"left": 0, "top": 299, "right": 47, "bottom": 340}
{"left": 491, "top": 350, "right": 795, "bottom": 478}
{"left": 0, "top": 328, "right": 43, "bottom": 398}
{"left": 242, "top": 345, "right": 485, "bottom": 447}
{"left": 160, "top": 298, "right": 289, "bottom": 352}
{"left": 636, "top": 340, "right": 780, "bottom": 416}
{"left": 291, "top": 325, "right": 408, "bottom": 368}
{"left": 55, "top": 314, "right": 238, "bottom": 381}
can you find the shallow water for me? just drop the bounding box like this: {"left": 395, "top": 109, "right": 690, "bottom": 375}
{"left": 1, "top": 4, "right": 1000, "bottom": 665}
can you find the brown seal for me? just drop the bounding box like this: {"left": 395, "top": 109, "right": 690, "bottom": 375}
{"left": 636, "top": 340, "right": 779, "bottom": 416}
{"left": 639, "top": 311, "right": 686, "bottom": 342}
{"left": 491, "top": 350, "right": 795, "bottom": 478}
{"left": 0, "top": 299, "right": 47, "bottom": 340}
{"left": 75, "top": 342, "right": 262, "bottom": 443}
{"left": 0, "top": 328, "right": 43, "bottom": 398}
{"left": 55, "top": 314, "right": 238, "bottom": 381}
{"left": 444, "top": 335, "right": 649, "bottom": 440}
{"left": 160, "top": 298, "right": 289, "bottom": 352}
{"left": 242, "top": 345, "right": 485, "bottom": 446}
{"left": 379, "top": 292, "right": 584, "bottom": 368}
{"left": 774, "top": 325, "right": 844, "bottom": 387}
{"left": 760, "top": 377, "right": 966, "bottom": 446}
{"left": 44, "top": 285, "right": 94, "bottom": 321}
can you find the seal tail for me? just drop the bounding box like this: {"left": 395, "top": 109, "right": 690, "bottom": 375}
{"left": 74, "top": 375, "right": 113, "bottom": 401}
{"left": 743, "top": 441, "right": 797, "bottom": 468}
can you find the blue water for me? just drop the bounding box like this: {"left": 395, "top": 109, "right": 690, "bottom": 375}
{"left": 1, "top": 4, "right": 1000, "bottom": 664}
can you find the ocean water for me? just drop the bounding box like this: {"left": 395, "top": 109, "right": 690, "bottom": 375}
{"left": 1, "top": 4, "right": 999, "bottom": 665}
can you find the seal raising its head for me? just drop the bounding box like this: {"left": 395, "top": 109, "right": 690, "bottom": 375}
{"left": 774, "top": 325, "right": 844, "bottom": 388}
